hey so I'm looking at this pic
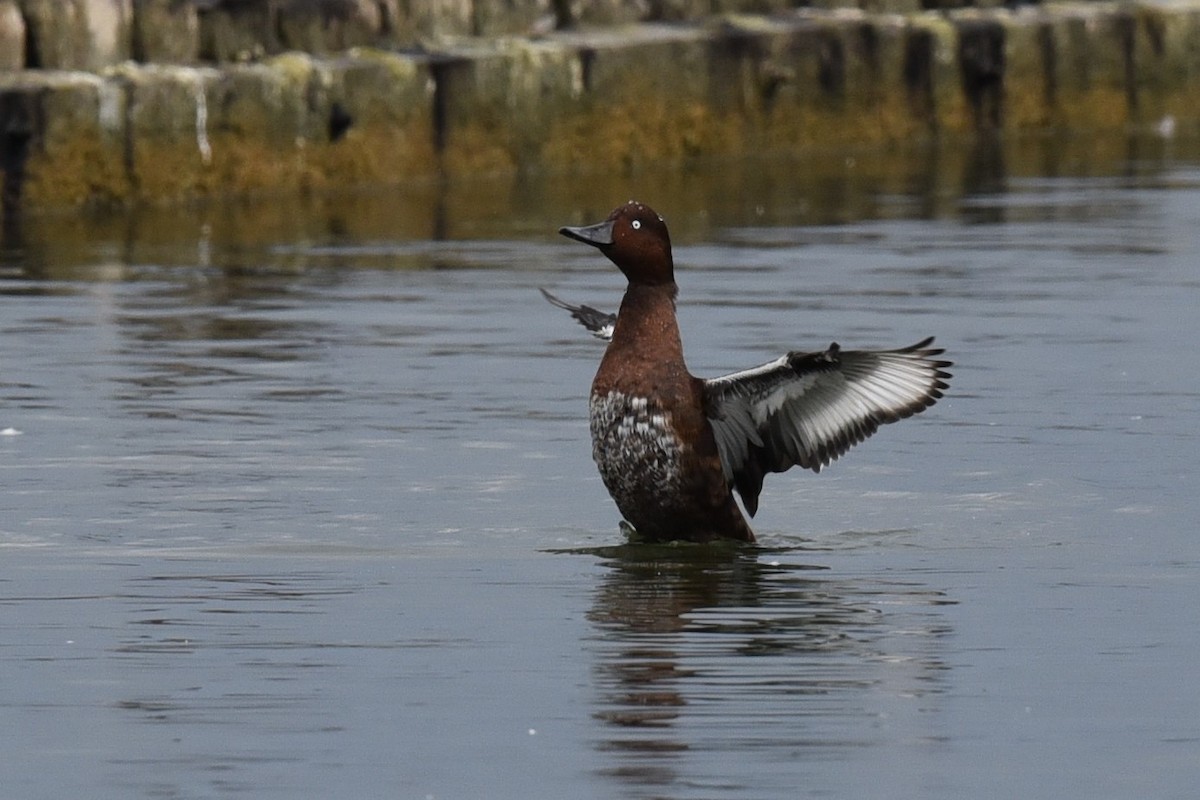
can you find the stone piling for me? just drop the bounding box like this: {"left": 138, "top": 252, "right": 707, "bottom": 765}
{"left": 2, "top": 0, "right": 1200, "bottom": 215}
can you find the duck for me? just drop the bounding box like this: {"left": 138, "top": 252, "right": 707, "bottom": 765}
{"left": 547, "top": 201, "right": 951, "bottom": 543}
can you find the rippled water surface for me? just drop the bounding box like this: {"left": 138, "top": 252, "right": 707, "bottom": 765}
{"left": 3, "top": 141, "right": 1199, "bottom": 798}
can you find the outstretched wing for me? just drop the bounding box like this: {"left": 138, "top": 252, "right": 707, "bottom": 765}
{"left": 704, "top": 338, "right": 952, "bottom": 516}
{"left": 540, "top": 288, "right": 615, "bottom": 341}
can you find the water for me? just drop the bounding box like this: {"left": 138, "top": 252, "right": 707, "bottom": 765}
{"left": 2, "top": 138, "right": 1199, "bottom": 798}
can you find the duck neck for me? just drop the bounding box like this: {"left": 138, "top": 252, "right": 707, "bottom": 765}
{"left": 609, "top": 282, "right": 684, "bottom": 361}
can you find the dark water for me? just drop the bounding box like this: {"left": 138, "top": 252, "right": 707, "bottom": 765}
{"left": 3, "top": 137, "right": 1199, "bottom": 798}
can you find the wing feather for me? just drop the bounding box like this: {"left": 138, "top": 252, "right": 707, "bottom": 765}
{"left": 540, "top": 288, "right": 615, "bottom": 341}
{"left": 704, "top": 339, "right": 951, "bottom": 516}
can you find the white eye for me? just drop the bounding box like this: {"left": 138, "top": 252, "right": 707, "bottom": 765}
{"left": 631, "top": 220, "right": 641, "bottom": 230}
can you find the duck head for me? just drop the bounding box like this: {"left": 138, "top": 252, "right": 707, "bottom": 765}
{"left": 559, "top": 201, "right": 674, "bottom": 287}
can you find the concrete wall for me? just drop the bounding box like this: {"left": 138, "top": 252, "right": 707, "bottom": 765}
{"left": 1, "top": 1, "right": 1199, "bottom": 214}
{"left": 3, "top": 0, "right": 1023, "bottom": 68}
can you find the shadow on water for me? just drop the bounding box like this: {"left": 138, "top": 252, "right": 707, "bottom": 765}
{"left": 555, "top": 544, "right": 956, "bottom": 795}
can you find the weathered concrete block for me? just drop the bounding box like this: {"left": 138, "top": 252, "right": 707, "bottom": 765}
{"left": 708, "top": 0, "right": 793, "bottom": 13}
{"left": 1040, "top": 3, "right": 1131, "bottom": 129}
{"left": 198, "top": 0, "right": 281, "bottom": 62}
{"left": 473, "top": 0, "right": 552, "bottom": 36}
{"left": 19, "top": 0, "right": 133, "bottom": 70}
{"left": 0, "top": 71, "right": 128, "bottom": 210}
{"left": 824, "top": 14, "right": 925, "bottom": 141}
{"left": 985, "top": 9, "right": 1050, "bottom": 130}
{"left": 109, "top": 63, "right": 218, "bottom": 198}
{"left": 108, "top": 50, "right": 436, "bottom": 199}
{"left": 433, "top": 38, "right": 583, "bottom": 174}
{"left": 0, "top": 0, "right": 25, "bottom": 70}
{"left": 277, "top": 0, "right": 384, "bottom": 54}
{"left": 557, "top": 0, "right": 647, "bottom": 28}
{"left": 1089, "top": 7, "right": 1137, "bottom": 123}
{"left": 651, "top": 0, "right": 711, "bottom": 22}
{"left": 132, "top": 0, "right": 200, "bottom": 63}
{"left": 948, "top": 2, "right": 1200, "bottom": 135}
{"left": 952, "top": 9, "right": 1006, "bottom": 130}
{"left": 304, "top": 49, "right": 437, "bottom": 186}
{"left": 370, "top": 0, "right": 422, "bottom": 45}
{"left": 1129, "top": 2, "right": 1200, "bottom": 126}
{"left": 542, "top": 25, "right": 728, "bottom": 171}
{"left": 702, "top": 13, "right": 932, "bottom": 151}
{"left": 194, "top": 0, "right": 419, "bottom": 57}
{"left": 200, "top": 55, "right": 321, "bottom": 191}
{"left": 809, "top": 0, "right": 921, "bottom": 12}
{"left": 187, "top": 51, "right": 436, "bottom": 192}
{"left": 906, "top": 11, "right": 970, "bottom": 134}
{"left": 408, "top": 0, "right": 474, "bottom": 40}
{"left": 701, "top": 15, "right": 782, "bottom": 128}
{"left": 704, "top": 16, "right": 841, "bottom": 151}
{"left": 560, "top": 0, "right": 811, "bottom": 27}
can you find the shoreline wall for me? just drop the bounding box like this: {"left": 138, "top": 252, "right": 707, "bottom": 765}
{"left": 2, "top": 1, "right": 1199, "bottom": 215}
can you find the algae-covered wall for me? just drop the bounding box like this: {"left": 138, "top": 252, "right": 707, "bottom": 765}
{"left": 1, "top": 0, "right": 1199, "bottom": 214}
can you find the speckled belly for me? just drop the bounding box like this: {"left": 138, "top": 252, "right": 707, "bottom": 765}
{"left": 588, "top": 390, "right": 686, "bottom": 525}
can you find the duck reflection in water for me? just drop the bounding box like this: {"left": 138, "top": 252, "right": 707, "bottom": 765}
{"left": 578, "top": 544, "right": 953, "bottom": 792}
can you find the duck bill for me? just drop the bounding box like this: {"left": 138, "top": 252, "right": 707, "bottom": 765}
{"left": 559, "top": 219, "right": 615, "bottom": 248}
